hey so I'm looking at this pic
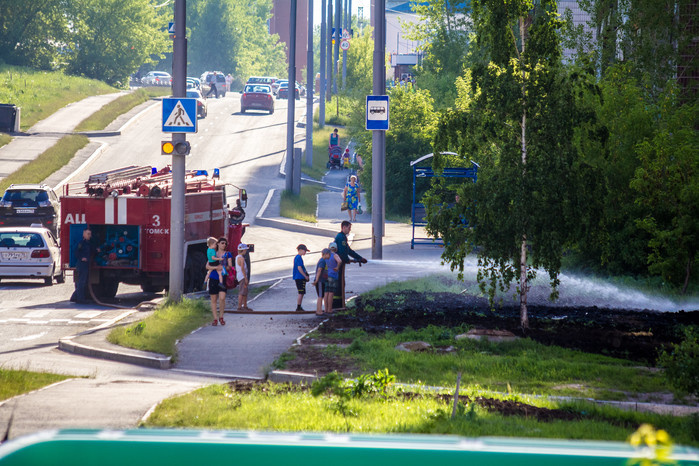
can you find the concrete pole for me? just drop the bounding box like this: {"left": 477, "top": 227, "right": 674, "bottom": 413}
{"left": 342, "top": 0, "right": 347, "bottom": 89}
{"left": 286, "top": 0, "right": 297, "bottom": 192}
{"left": 333, "top": 0, "right": 341, "bottom": 94}
{"left": 371, "top": 0, "right": 386, "bottom": 259}
{"left": 306, "top": 0, "right": 313, "bottom": 165}
{"left": 319, "top": 0, "right": 326, "bottom": 126}
{"left": 169, "top": 0, "right": 187, "bottom": 301}
{"left": 326, "top": 0, "right": 332, "bottom": 102}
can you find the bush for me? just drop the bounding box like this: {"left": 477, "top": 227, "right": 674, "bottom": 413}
{"left": 658, "top": 326, "right": 699, "bottom": 397}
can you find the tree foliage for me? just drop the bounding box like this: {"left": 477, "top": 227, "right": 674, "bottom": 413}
{"left": 425, "top": 0, "right": 591, "bottom": 327}
{"left": 404, "top": 0, "right": 473, "bottom": 108}
{"left": 65, "top": 0, "right": 169, "bottom": 86}
{"left": 630, "top": 87, "right": 699, "bottom": 293}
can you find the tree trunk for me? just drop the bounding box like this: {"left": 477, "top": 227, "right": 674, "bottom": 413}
{"left": 519, "top": 16, "right": 529, "bottom": 330}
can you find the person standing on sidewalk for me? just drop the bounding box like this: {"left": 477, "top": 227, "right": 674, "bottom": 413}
{"left": 312, "top": 248, "right": 331, "bottom": 315}
{"left": 333, "top": 221, "right": 367, "bottom": 309}
{"left": 206, "top": 72, "right": 218, "bottom": 98}
{"left": 293, "top": 244, "right": 310, "bottom": 312}
{"left": 236, "top": 243, "right": 252, "bottom": 311}
{"left": 326, "top": 243, "right": 341, "bottom": 314}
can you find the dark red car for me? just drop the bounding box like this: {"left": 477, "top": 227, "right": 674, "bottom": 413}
{"left": 240, "top": 84, "right": 274, "bottom": 114}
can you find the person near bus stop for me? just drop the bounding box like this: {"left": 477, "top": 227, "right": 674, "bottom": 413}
{"left": 236, "top": 243, "right": 252, "bottom": 311}
{"left": 332, "top": 221, "right": 367, "bottom": 308}
{"left": 70, "top": 228, "right": 97, "bottom": 304}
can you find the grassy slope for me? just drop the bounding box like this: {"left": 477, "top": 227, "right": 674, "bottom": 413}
{"left": 0, "top": 65, "right": 115, "bottom": 131}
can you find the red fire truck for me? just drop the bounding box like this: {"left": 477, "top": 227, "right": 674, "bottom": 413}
{"left": 59, "top": 165, "right": 250, "bottom": 299}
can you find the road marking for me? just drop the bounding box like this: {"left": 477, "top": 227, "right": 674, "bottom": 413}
{"left": 24, "top": 310, "right": 51, "bottom": 318}
{"left": 75, "top": 311, "right": 103, "bottom": 319}
{"left": 13, "top": 331, "right": 48, "bottom": 341}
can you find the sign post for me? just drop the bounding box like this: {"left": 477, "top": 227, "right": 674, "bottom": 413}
{"left": 366, "top": 95, "right": 389, "bottom": 131}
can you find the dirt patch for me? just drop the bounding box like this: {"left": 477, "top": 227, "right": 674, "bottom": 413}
{"left": 282, "top": 343, "right": 361, "bottom": 376}
{"left": 319, "top": 291, "right": 699, "bottom": 363}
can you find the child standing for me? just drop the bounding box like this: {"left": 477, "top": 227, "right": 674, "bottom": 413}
{"left": 293, "top": 244, "right": 310, "bottom": 312}
{"left": 312, "top": 248, "right": 331, "bottom": 316}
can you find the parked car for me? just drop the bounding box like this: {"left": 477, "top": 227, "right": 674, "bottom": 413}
{"left": 0, "top": 225, "right": 64, "bottom": 285}
{"left": 186, "top": 77, "right": 201, "bottom": 91}
{"left": 186, "top": 89, "right": 207, "bottom": 118}
{"left": 240, "top": 84, "right": 274, "bottom": 114}
{"left": 0, "top": 184, "right": 60, "bottom": 236}
{"left": 142, "top": 71, "right": 172, "bottom": 87}
{"left": 201, "top": 71, "right": 228, "bottom": 97}
{"left": 277, "top": 81, "right": 300, "bottom": 100}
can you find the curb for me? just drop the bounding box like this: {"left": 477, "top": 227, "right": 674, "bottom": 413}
{"left": 254, "top": 188, "right": 337, "bottom": 237}
{"left": 58, "top": 335, "right": 171, "bottom": 369}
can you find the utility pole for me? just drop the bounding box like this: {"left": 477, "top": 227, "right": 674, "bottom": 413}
{"left": 305, "top": 0, "right": 313, "bottom": 166}
{"left": 326, "top": 0, "right": 333, "bottom": 102}
{"left": 371, "top": 0, "right": 386, "bottom": 259}
{"left": 169, "top": 0, "right": 187, "bottom": 300}
{"left": 285, "top": 0, "right": 297, "bottom": 192}
{"left": 319, "top": 0, "right": 326, "bottom": 126}
{"left": 333, "top": 0, "right": 341, "bottom": 94}
{"left": 342, "top": 0, "right": 347, "bottom": 89}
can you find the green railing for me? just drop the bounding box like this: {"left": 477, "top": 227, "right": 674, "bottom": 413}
{"left": 0, "top": 429, "right": 697, "bottom": 466}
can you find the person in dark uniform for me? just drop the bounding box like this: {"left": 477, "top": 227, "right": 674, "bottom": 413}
{"left": 70, "top": 228, "right": 96, "bottom": 304}
{"left": 332, "top": 221, "right": 367, "bottom": 309}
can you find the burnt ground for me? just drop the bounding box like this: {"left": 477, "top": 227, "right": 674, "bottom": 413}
{"left": 274, "top": 291, "right": 699, "bottom": 423}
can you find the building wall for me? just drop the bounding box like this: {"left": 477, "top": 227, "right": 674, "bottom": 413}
{"left": 270, "top": 0, "right": 309, "bottom": 82}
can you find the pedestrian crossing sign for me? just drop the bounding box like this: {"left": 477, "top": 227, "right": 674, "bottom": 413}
{"left": 162, "top": 98, "right": 197, "bottom": 133}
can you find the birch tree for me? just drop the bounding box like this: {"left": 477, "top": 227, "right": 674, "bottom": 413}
{"left": 425, "top": 0, "right": 589, "bottom": 329}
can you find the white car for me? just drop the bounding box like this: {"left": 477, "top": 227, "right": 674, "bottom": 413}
{"left": 0, "top": 225, "right": 64, "bottom": 285}
{"left": 142, "top": 71, "right": 172, "bottom": 87}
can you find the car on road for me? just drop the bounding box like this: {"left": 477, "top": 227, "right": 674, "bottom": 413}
{"left": 0, "top": 225, "right": 64, "bottom": 285}
{"left": 186, "top": 89, "right": 207, "bottom": 118}
{"left": 142, "top": 71, "right": 172, "bottom": 87}
{"left": 277, "top": 81, "right": 300, "bottom": 100}
{"left": 0, "top": 184, "right": 60, "bottom": 236}
{"left": 240, "top": 84, "right": 274, "bottom": 114}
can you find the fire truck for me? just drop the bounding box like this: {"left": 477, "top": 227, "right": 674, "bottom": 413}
{"left": 59, "top": 165, "right": 250, "bottom": 299}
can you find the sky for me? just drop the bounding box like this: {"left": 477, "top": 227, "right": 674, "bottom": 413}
{"left": 311, "top": 0, "right": 372, "bottom": 27}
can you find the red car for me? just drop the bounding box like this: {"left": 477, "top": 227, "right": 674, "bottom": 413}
{"left": 240, "top": 84, "right": 274, "bottom": 114}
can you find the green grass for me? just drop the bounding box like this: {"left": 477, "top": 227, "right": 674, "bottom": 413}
{"left": 0, "top": 64, "right": 115, "bottom": 131}
{"left": 280, "top": 185, "right": 325, "bottom": 222}
{"left": 107, "top": 298, "right": 211, "bottom": 360}
{"left": 339, "top": 326, "right": 668, "bottom": 397}
{"left": 143, "top": 382, "right": 699, "bottom": 446}
{"left": 0, "top": 369, "right": 70, "bottom": 402}
{"left": 0, "top": 134, "right": 88, "bottom": 193}
{"left": 74, "top": 87, "right": 170, "bottom": 132}
{"left": 0, "top": 133, "right": 10, "bottom": 149}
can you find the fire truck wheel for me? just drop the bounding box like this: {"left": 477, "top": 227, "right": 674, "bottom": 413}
{"left": 184, "top": 251, "right": 207, "bottom": 293}
{"left": 96, "top": 278, "right": 119, "bottom": 300}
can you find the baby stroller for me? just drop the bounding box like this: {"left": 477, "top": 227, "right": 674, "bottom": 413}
{"left": 327, "top": 145, "right": 343, "bottom": 169}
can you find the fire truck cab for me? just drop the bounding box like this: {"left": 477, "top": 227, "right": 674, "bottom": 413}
{"left": 59, "top": 166, "right": 250, "bottom": 299}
